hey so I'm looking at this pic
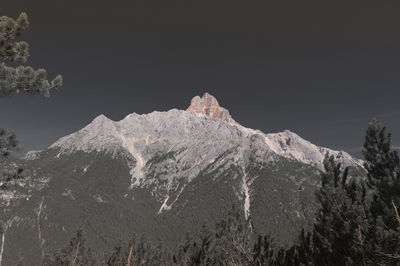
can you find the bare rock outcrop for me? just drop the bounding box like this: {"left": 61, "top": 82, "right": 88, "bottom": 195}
{"left": 186, "top": 92, "right": 235, "bottom": 123}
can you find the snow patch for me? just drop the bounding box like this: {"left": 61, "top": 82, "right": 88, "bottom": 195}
{"left": 264, "top": 130, "right": 364, "bottom": 170}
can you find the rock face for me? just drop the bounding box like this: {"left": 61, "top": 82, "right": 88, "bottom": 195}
{"left": 187, "top": 92, "right": 235, "bottom": 123}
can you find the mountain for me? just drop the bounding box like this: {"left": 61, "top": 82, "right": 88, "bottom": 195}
{"left": 0, "top": 93, "right": 365, "bottom": 265}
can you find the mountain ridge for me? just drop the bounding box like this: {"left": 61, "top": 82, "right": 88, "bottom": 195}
{"left": 0, "top": 93, "right": 366, "bottom": 265}
{"left": 47, "top": 93, "right": 363, "bottom": 171}
{"left": 41, "top": 93, "right": 363, "bottom": 220}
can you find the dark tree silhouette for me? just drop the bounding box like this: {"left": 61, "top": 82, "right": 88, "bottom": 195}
{"left": 273, "top": 120, "right": 400, "bottom": 265}
{"left": 362, "top": 119, "right": 400, "bottom": 264}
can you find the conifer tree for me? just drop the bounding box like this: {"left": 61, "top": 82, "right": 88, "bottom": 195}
{"left": 0, "top": 12, "right": 62, "bottom": 98}
{"left": 362, "top": 119, "right": 400, "bottom": 263}
{"left": 0, "top": 12, "right": 62, "bottom": 188}
{"left": 277, "top": 121, "right": 400, "bottom": 265}
{"left": 310, "top": 155, "right": 367, "bottom": 265}
{"left": 252, "top": 234, "right": 279, "bottom": 265}
{"left": 271, "top": 155, "right": 368, "bottom": 266}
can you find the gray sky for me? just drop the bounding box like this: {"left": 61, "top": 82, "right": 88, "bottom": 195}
{"left": 2, "top": 0, "right": 400, "bottom": 157}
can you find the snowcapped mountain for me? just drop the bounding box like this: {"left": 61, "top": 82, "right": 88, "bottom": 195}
{"left": 48, "top": 93, "right": 362, "bottom": 214}
{"left": 0, "top": 93, "right": 365, "bottom": 265}
{"left": 51, "top": 93, "right": 362, "bottom": 169}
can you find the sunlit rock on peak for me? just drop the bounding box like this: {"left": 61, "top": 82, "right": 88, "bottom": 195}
{"left": 186, "top": 92, "right": 235, "bottom": 124}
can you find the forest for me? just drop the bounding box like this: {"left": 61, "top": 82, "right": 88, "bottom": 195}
{"left": 37, "top": 119, "right": 400, "bottom": 266}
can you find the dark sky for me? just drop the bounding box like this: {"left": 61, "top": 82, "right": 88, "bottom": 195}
{"left": 2, "top": 0, "right": 400, "bottom": 157}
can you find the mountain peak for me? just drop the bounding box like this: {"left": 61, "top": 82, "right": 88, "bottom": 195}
{"left": 186, "top": 92, "right": 235, "bottom": 123}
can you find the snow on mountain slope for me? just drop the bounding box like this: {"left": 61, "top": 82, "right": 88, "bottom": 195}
{"left": 50, "top": 114, "right": 123, "bottom": 155}
{"left": 48, "top": 93, "right": 363, "bottom": 217}
{"left": 264, "top": 130, "right": 363, "bottom": 169}
{"left": 50, "top": 92, "right": 362, "bottom": 170}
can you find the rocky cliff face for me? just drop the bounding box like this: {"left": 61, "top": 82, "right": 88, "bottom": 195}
{"left": 0, "top": 93, "right": 366, "bottom": 265}
{"left": 187, "top": 92, "right": 235, "bottom": 123}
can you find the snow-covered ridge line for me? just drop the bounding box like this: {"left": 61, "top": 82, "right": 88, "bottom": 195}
{"left": 263, "top": 130, "right": 364, "bottom": 169}
{"left": 48, "top": 106, "right": 362, "bottom": 170}
{"left": 44, "top": 91, "right": 361, "bottom": 171}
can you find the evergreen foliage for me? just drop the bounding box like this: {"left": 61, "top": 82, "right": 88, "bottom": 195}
{"left": 308, "top": 155, "right": 367, "bottom": 265}
{"left": 5, "top": 117, "right": 400, "bottom": 264}
{"left": 172, "top": 227, "right": 219, "bottom": 265}
{"left": 172, "top": 207, "right": 269, "bottom": 265}
{"left": 275, "top": 120, "right": 400, "bottom": 265}
{"left": 362, "top": 119, "right": 400, "bottom": 264}
{"left": 0, "top": 128, "right": 19, "bottom": 157}
{"left": 0, "top": 12, "right": 62, "bottom": 98}
{"left": 0, "top": 166, "right": 24, "bottom": 189}
{"left": 0, "top": 12, "right": 62, "bottom": 189}
{"left": 42, "top": 228, "right": 97, "bottom": 266}
{"left": 0, "top": 127, "right": 23, "bottom": 189}
{"left": 252, "top": 234, "right": 282, "bottom": 265}
{"left": 106, "top": 235, "right": 167, "bottom": 266}
{"left": 0, "top": 12, "right": 29, "bottom": 63}
{"left": 45, "top": 129, "right": 400, "bottom": 266}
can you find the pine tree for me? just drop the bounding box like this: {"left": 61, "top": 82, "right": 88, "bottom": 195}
{"left": 0, "top": 12, "right": 62, "bottom": 188}
{"left": 309, "top": 155, "right": 367, "bottom": 265}
{"left": 274, "top": 155, "right": 368, "bottom": 266}
{"left": 277, "top": 120, "right": 400, "bottom": 265}
{"left": 0, "top": 12, "right": 62, "bottom": 98}
{"left": 252, "top": 235, "right": 279, "bottom": 265}
{"left": 362, "top": 119, "right": 400, "bottom": 263}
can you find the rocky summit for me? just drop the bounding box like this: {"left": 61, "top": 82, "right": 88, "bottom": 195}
{"left": 0, "top": 93, "right": 365, "bottom": 265}
{"left": 187, "top": 92, "right": 235, "bottom": 123}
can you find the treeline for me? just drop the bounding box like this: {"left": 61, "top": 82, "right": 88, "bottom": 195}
{"left": 42, "top": 119, "right": 400, "bottom": 265}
